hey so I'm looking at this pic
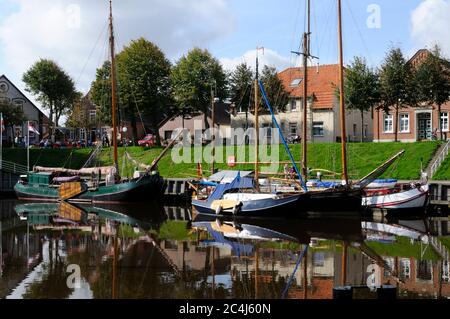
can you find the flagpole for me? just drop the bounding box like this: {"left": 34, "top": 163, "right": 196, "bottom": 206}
{"left": 27, "top": 121, "right": 30, "bottom": 172}
{"left": 1, "top": 113, "right": 3, "bottom": 170}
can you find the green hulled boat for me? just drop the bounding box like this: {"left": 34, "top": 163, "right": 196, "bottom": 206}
{"left": 14, "top": 2, "right": 169, "bottom": 204}
{"left": 14, "top": 170, "right": 165, "bottom": 204}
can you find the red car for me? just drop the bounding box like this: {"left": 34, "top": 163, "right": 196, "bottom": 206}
{"left": 138, "top": 134, "right": 156, "bottom": 147}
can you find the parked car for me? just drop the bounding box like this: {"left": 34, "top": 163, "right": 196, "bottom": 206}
{"left": 138, "top": 134, "right": 156, "bottom": 147}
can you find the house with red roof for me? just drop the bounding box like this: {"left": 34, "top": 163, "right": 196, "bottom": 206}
{"left": 231, "top": 64, "right": 374, "bottom": 143}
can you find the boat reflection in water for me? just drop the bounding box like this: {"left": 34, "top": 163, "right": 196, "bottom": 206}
{"left": 0, "top": 201, "right": 449, "bottom": 299}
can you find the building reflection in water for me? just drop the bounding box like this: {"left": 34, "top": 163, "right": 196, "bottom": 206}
{"left": 0, "top": 199, "right": 449, "bottom": 299}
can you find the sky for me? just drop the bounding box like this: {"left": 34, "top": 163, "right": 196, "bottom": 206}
{"left": 0, "top": 0, "right": 449, "bottom": 117}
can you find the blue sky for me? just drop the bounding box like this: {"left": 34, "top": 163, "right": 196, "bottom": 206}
{"left": 0, "top": 0, "right": 448, "bottom": 115}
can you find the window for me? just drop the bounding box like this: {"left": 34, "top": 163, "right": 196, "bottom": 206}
{"left": 290, "top": 78, "right": 302, "bottom": 87}
{"left": 289, "top": 123, "right": 297, "bottom": 135}
{"left": 313, "top": 252, "right": 325, "bottom": 267}
{"left": 400, "top": 259, "right": 411, "bottom": 279}
{"left": 290, "top": 99, "right": 297, "bottom": 111}
{"left": 399, "top": 113, "right": 409, "bottom": 133}
{"left": 79, "top": 128, "right": 86, "bottom": 141}
{"left": 353, "top": 124, "right": 357, "bottom": 136}
{"left": 383, "top": 114, "right": 393, "bottom": 133}
{"left": 417, "top": 260, "right": 433, "bottom": 281}
{"left": 164, "top": 130, "right": 173, "bottom": 140}
{"left": 443, "top": 260, "right": 449, "bottom": 283}
{"left": 89, "top": 110, "right": 96, "bottom": 122}
{"left": 364, "top": 124, "right": 368, "bottom": 138}
{"left": 313, "top": 122, "right": 324, "bottom": 137}
{"left": 441, "top": 112, "right": 449, "bottom": 132}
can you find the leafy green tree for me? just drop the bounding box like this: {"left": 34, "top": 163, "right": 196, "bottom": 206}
{"left": 342, "top": 57, "right": 380, "bottom": 142}
{"left": 416, "top": 45, "right": 450, "bottom": 140}
{"left": 90, "top": 61, "right": 112, "bottom": 125}
{"left": 171, "top": 48, "right": 228, "bottom": 129}
{"left": 22, "top": 59, "right": 77, "bottom": 141}
{"left": 117, "top": 38, "right": 172, "bottom": 146}
{"left": 258, "top": 65, "right": 289, "bottom": 113}
{"left": 229, "top": 62, "right": 253, "bottom": 129}
{"left": 379, "top": 47, "right": 418, "bottom": 142}
{"left": 0, "top": 100, "right": 26, "bottom": 126}
{"left": 91, "top": 39, "right": 172, "bottom": 146}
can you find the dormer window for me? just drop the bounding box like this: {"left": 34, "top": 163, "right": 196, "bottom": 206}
{"left": 290, "top": 78, "right": 302, "bottom": 87}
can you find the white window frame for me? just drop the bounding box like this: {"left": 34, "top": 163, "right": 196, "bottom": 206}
{"left": 440, "top": 112, "right": 449, "bottom": 132}
{"left": 79, "top": 128, "right": 86, "bottom": 141}
{"left": 89, "top": 110, "right": 96, "bottom": 122}
{"left": 399, "top": 113, "right": 410, "bottom": 133}
{"left": 383, "top": 114, "right": 394, "bottom": 133}
{"left": 400, "top": 258, "right": 411, "bottom": 279}
{"left": 290, "top": 99, "right": 297, "bottom": 111}
{"left": 313, "top": 121, "right": 324, "bottom": 137}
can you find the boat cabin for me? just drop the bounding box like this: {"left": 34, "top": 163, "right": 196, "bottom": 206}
{"left": 25, "top": 172, "right": 53, "bottom": 186}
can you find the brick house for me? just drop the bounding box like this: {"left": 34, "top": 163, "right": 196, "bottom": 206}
{"left": 231, "top": 64, "right": 374, "bottom": 143}
{"left": 374, "top": 49, "right": 450, "bottom": 142}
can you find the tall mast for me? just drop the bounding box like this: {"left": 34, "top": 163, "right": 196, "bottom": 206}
{"left": 109, "top": 0, "right": 119, "bottom": 170}
{"left": 301, "top": 32, "right": 308, "bottom": 179}
{"left": 337, "top": 0, "right": 348, "bottom": 184}
{"left": 301, "top": 0, "right": 311, "bottom": 180}
{"left": 254, "top": 48, "right": 262, "bottom": 191}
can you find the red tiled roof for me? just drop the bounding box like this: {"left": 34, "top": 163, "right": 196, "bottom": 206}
{"left": 278, "top": 64, "right": 339, "bottom": 109}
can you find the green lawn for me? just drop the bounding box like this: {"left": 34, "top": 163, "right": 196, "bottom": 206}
{"left": 431, "top": 157, "right": 450, "bottom": 180}
{"left": 365, "top": 236, "right": 441, "bottom": 261}
{"left": 2, "top": 141, "right": 440, "bottom": 180}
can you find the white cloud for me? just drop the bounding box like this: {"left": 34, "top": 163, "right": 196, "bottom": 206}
{"left": 220, "top": 48, "right": 299, "bottom": 72}
{"left": 0, "top": 0, "right": 233, "bottom": 95}
{"left": 411, "top": 0, "right": 450, "bottom": 56}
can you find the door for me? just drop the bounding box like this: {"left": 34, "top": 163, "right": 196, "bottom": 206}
{"left": 417, "top": 113, "right": 432, "bottom": 140}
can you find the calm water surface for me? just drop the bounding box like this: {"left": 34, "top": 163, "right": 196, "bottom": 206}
{"left": 0, "top": 199, "right": 449, "bottom": 299}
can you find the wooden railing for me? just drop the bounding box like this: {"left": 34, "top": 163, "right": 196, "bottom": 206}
{"left": 0, "top": 160, "right": 28, "bottom": 175}
{"left": 429, "top": 140, "right": 450, "bottom": 178}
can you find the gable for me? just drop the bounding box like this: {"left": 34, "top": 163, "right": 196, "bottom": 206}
{"left": 0, "top": 74, "right": 48, "bottom": 119}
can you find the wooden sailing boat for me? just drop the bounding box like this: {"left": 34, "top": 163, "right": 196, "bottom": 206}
{"left": 192, "top": 50, "right": 304, "bottom": 216}
{"left": 14, "top": 0, "right": 166, "bottom": 203}
{"left": 290, "top": 0, "right": 363, "bottom": 212}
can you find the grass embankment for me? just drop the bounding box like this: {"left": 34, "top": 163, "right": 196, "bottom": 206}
{"left": 2, "top": 141, "right": 439, "bottom": 180}
{"left": 365, "top": 236, "right": 442, "bottom": 261}
{"left": 431, "top": 156, "right": 450, "bottom": 180}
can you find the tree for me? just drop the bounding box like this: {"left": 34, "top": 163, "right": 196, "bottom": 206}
{"left": 379, "top": 47, "right": 418, "bottom": 142}
{"left": 91, "top": 39, "right": 173, "bottom": 146}
{"left": 23, "top": 59, "right": 77, "bottom": 141}
{"left": 258, "top": 65, "right": 289, "bottom": 113}
{"left": 171, "top": 48, "right": 228, "bottom": 129}
{"left": 90, "top": 61, "right": 113, "bottom": 125}
{"left": 229, "top": 62, "right": 253, "bottom": 129}
{"left": 65, "top": 92, "right": 94, "bottom": 144}
{"left": 116, "top": 38, "right": 172, "bottom": 146}
{"left": 342, "top": 57, "right": 380, "bottom": 142}
{"left": 0, "top": 100, "right": 26, "bottom": 137}
{"left": 416, "top": 45, "right": 450, "bottom": 140}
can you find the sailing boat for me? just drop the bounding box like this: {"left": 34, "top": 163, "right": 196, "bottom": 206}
{"left": 286, "top": 0, "right": 363, "bottom": 212}
{"left": 14, "top": 1, "right": 166, "bottom": 203}
{"left": 192, "top": 50, "right": 304, "bottom": 217}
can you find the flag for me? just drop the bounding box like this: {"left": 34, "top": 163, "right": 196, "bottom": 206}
{"left": 28, "top": 121, "right": 40, "bottom": 135}
{"left": 0, "top": 114, "right": 4, "bottom": 132}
